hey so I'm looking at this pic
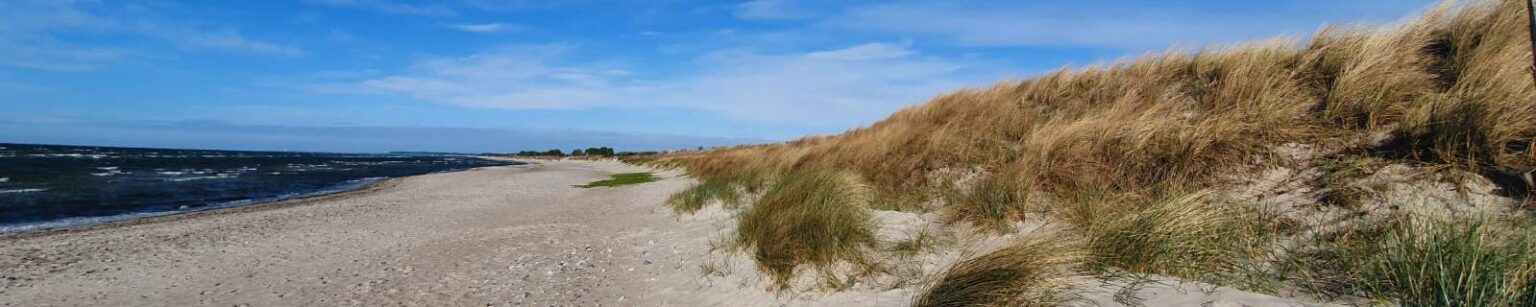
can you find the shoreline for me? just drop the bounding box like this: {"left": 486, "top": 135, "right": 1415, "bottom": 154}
{"left": 0, "top": 161, "right": 531, "bottom": 239}
{"left": 0, "top": 159, "right": 1319, "bottom": 306}
{"left": 0, "top": 159, "right": 714, "bottom": 306}
{"left": 0, "top": 175, "right": 404, "bottom": 240}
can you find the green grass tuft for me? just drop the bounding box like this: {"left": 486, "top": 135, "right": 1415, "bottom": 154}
{"left": 665, "top": 175, "right": 760, "bottom": 214}
{"left": 735, "top": 171, "right": 878, "bottom": 290}
{"left": 1291, "top": 215, "right": 1536, "bottom": 307}
{"left": 576, "top": 172, "right": 657, "bottom": 188}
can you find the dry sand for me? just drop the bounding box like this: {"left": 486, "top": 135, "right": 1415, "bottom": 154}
{"left": 0, "top": 160, "right": 1326, "bottom": 306}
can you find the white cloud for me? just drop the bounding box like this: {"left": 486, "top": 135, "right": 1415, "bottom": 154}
{"left": 325, "top": 42, "right": 994, "bottom": 128}
{"left": 733, "top": 0, "right": 812, "bottom": 20}
{"left": 339, "top": 44, "right": 625, "bottom": 110}
{"left": 668, "top": 43, "right": 972, "bottom": 126}
{"left": 173, "top": 30, "right": 306, "bottom": 57}
{"left": 804, "top": 42, "right": 912, "bottom": 61}
{"left": 300, "top": 0, "right": 457, "bottom": 17}
{"left": 0, "top": 0, "right": 305, "bottom": 71}
{"left": 826, "top": 1, "right": 1433, "bottom": 49}
{"left": 445, "top": 23, "right": 515, "bottom": 33}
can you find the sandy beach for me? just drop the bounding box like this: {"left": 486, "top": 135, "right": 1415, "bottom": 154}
{"left": 0, "top": 160, "right": 1333, "bottom": 306}
{"left": 0, "top": 160, "right": 717, "bottom": 306}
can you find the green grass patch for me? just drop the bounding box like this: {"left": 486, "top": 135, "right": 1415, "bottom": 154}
{"left": 576, "top": 172, "right": 657, "bottom": 188}
{"left": 1287, "top": 216, "right": 1536, "bottom": 307}
{"left": 667, "top": 178, "right": 743, "bottom": 214}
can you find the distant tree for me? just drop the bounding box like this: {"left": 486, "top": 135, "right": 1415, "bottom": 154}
{"left": 572, "top": 149, "right": 585, "bottom": 156}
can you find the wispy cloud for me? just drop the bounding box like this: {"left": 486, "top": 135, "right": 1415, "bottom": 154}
{"left": 171, "top": 29, "right": 306, "bottom": 57}
{"left": 445, "top": 23, "right": 516, "bottom": 33}
{"left": 321, "top": 42, "right": 995, "bottom": 129}
{"left": 0, "top": 116, "right": 757, "bottom": 152}
{"left": 825, "top": 1, "right": 1432, "bottom": 49}
{"left": 300, "top": 0, "right": 457, "bottom": 17}
{"left": 0, "top": 0, "right": 304, "bottom": 71}
{"left": 733, "top": 0, "right": 813, "bottom": 20}
{"left": 340, "top": 44, "right": 627, "bottom": 110}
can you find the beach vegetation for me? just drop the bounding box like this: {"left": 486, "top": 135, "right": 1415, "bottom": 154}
{"left": 734, "top": 171, "right": 878, "bottom": 290}
{"left": 658, "top": 0, "right": 1536, "bottom": 303}
{"left": 912, "top": 233, "right": 1082, "bottom": 307}
{"left": 576, "top": 172, "right": 657, "bottom": 188}
{"left": 1285, "top": 215, "right": 1536, "bottom": 307}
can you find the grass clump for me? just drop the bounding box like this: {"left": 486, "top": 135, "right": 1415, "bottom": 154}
{"left": 1068, "top": 192, "right": 1272, "bottom": 283}
{"left": 889, "top": 229, "right": 942, "bottom": 259}
{"left": 946, "top": 174, "right": 1032, "bottom": 233}
{"left": 735, "top": 171, "right": 878, "bottom": 290}
{"left": 575, "top": 172, "right": 657, "bottom": 188}
{"left": 1314, "top": 157, "right": 1381, "bottom": 209}
{"left": 912, "top": 234, "right": 1082, "bottom": 307}
{"left": 1293, "top": 216, "right": 1536, "bottom": 306}
{"left": 665, "top": 174, "right": 762, "bottom": 214}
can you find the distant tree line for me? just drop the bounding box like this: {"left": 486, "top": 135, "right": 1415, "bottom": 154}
{"left": 513, "top": 149, "right": 569, "bottom": 157}
{"left": 507, "top": 147, "right": 666, "bottom": 157}
{"left": 571, "top": 147, "right": 615, "bottom": 156}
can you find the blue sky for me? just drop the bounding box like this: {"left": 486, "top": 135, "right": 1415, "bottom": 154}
{"left": 0, "top": 0, "right": 1434, "bottom": 153}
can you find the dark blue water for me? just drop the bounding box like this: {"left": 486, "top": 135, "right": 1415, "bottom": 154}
{"left": 0, "top": 143, "right": 519, "bottom": 232}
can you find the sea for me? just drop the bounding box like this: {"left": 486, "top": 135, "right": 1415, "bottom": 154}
{"left": 0, "top": 143, "right": 519, "bottom": 233}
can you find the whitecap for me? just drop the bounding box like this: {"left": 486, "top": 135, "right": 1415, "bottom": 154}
{"left": 0, "top": 177, "right": 8, "bottom": 182}
{"left": 0, "top": 188, "right": 46, "bottom": 194}
{"left": 166, "top": 176, "right": 222, "bottom": 182}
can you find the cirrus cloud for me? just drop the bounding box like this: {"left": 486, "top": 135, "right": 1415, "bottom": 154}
{"left": 325, "top": 42, "right": 999, "bottom": 129}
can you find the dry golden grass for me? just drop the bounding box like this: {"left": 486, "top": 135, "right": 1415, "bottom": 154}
{"left": 1064, "top": 192, "right": 1276, "bottom": 284}
{"left": 661, "top": 0, "right": 1533, "bottom": 201}
{"left": 912, "top": 233, "right": 1083, "bottom": 307}
{"left": 733, "top": 171, "right": 878, "bottom": 290}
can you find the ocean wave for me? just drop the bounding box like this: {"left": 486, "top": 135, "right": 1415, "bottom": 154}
{"left": 0, "top": 188, "right": 47, "bottom": 194}
{"left": 26, "top": 153, "right": 110, "bottom": 159}
{"left": 165, "top": 174, "right": 234, "bottom": 182}
{"left": 0, "top": 177, "right": 387, "bottom": 233}
{"left": 0, "top": 177, "right": 8, "bottom": 182}
{"left": 0, "top": 211, "right": 176, "bottom": 233}
{"left": 92, "top": 168, "right": 129, "bottom": 177}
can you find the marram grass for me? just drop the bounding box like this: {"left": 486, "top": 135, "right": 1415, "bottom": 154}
{"left": 912, "top": 233, "right": 1082, "bottom": 307}
{"left": 734, "top": 171, "right": 878, "bottom": 290}
{"left": 656, "top": 0, "right": 1536, "bottom": 303}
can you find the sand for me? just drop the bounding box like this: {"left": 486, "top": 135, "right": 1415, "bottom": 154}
{"left": 0, "top": 160, "right": 1327, "bottom": 306}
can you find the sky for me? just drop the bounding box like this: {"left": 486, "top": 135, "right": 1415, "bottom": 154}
{"left": 0, "top": 0, "right": 1436, "bottom": 153}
